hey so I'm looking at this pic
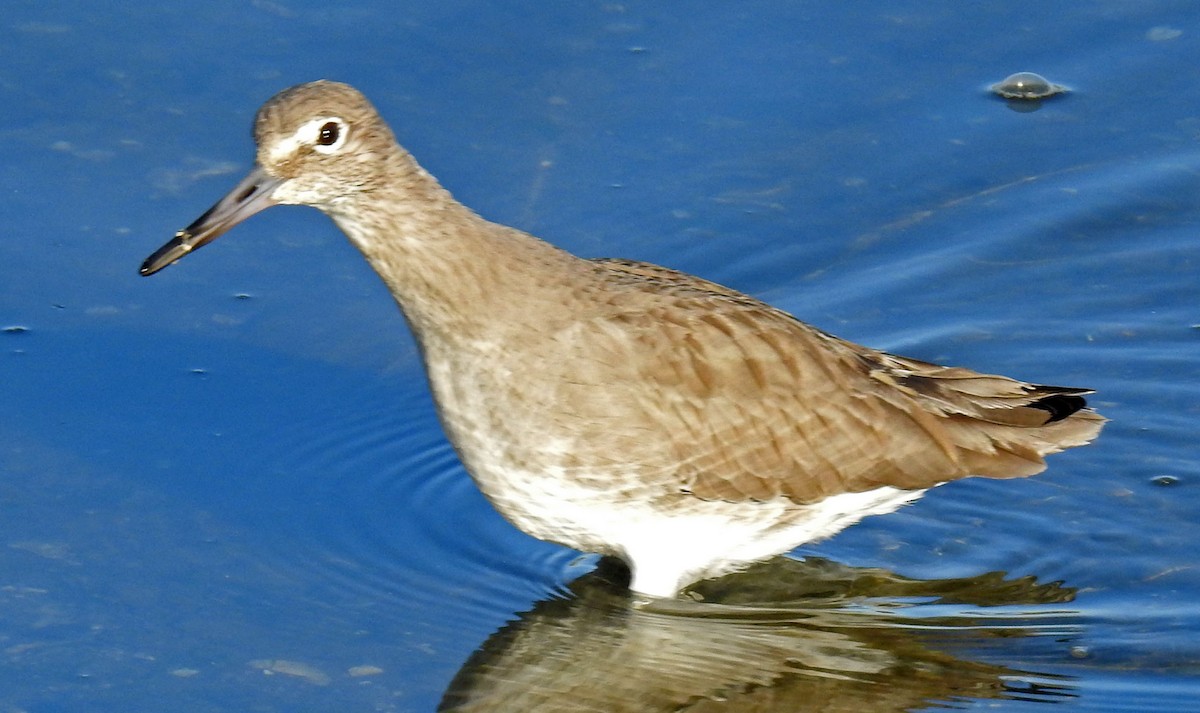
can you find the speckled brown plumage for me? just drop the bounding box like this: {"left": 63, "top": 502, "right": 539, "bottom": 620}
{"left": 141, "top": 81, "right": 1105, "bottom": 598}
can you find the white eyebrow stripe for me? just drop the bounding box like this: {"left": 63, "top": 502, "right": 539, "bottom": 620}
{"left": 265, "top": 126, "right": 307, "bottom": 164}
{"left": 265, "top": 116, "right": 345, "bottom": 163}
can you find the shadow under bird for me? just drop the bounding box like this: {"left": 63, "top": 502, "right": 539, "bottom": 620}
{"left": 140, "top": 81, "right": 1105, "bottom": 599}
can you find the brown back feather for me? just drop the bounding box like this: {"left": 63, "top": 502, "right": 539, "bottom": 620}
{"left": 588, "top": 258, "right": 1105, "bottom": 503}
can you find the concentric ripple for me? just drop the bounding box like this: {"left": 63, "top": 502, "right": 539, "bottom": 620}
{"left": 224, "top": 369, "right": 580, "bottom": 635}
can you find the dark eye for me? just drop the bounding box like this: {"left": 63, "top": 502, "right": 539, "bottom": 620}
{"left": 317, "top": 121, "right": 340, "bottom": 146}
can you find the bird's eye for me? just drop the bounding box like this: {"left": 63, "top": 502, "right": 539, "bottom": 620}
{"left": 306, "top": 117, "right": 347, "bottom": 155}
{"left": 317, "top": 121, "right": 340, "bottom": 146}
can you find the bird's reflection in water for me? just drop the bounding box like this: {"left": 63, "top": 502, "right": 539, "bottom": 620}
{"left": 441, "top": 557, "right": 1079, "bottom": 712}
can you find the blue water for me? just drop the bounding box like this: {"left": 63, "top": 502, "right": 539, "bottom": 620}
{"left": 3, "top": 1, "right": 1199, "bottom": 711}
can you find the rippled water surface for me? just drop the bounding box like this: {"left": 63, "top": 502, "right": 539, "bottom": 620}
{"left": 3, "top": 2, "right": 1199, "bottom": 711}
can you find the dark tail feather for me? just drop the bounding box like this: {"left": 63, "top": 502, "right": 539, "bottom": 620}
{"left": 1026, "top": 389, "right": 1090, "bottom": 423}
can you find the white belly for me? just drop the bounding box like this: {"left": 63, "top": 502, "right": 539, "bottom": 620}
{"left": 460, "top": 451, "right": 924, "bottom": 598}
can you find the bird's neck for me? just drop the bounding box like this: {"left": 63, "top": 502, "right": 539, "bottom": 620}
{"left": 325, "top": 151, "right": 590, "bottom": 345}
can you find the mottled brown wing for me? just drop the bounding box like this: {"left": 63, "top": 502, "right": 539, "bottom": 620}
{"left": 581, "top": 258, "right": 1104, "bottom": 504}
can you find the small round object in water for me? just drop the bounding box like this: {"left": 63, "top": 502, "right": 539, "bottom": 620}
{"left": 990, "top": 72, "right": 1067, "bottom": 100}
